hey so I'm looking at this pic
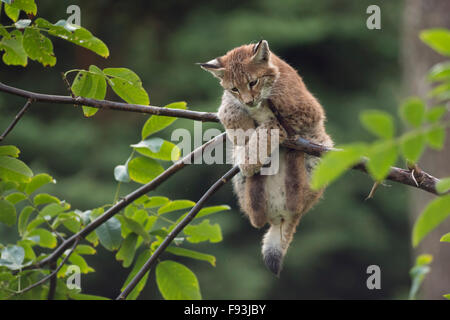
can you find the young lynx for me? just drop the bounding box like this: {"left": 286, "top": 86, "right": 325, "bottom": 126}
{"left": 200, "top": 40, "right": 333, "bottom": 275}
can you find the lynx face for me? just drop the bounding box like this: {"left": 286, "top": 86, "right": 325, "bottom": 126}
{"left": 200, "top": 40, "right": 279, "bottom": 108}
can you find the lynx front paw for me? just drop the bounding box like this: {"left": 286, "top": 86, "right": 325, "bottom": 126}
{"left": 239, "top": 163, "right": 262, "bottom": 177}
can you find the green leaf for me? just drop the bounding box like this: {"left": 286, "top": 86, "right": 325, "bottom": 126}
{"left": 0, "top": 30, "right": 27, "bottom": 66}
{"left": 166, "top": 246, "right": 216, "bottom": 266}
{"left": 0, "top": 199, "right": 16, "bottom": 227}
{"left": 23, "top": 28, "right": 56, "bottom": 67}
{"left": 9, "top": 0, "right": 37, "bottom": 15}
{"left": 412, "top": 194, "right": 450, "bottom": 247}
{"left": 428, "top": 62, "right": 450, "bottom": 82}
{"left": 114, "top": 164, "right": 130, "bottom": 183}
{"left": 156, "top": 260, "right": 201, "bottom": 300}
{"left": 28, "top": 228, "right": 57, "bottom": 248}
{"left": 409, "top": 254, "right": 432, "bottom": 300}
{"left": 360, "top": 110, "right": 394, "bottom": 139}
{"left": 0, "top": 155, "right": 33, "bottom": 182}
{"left": 444, "top": 294, "right": 450, "bottom": 300}
{"left": 0, "top": 145, "right": 20, "bottom": 157}
{"left": 141, "top": 102, "right": 187, "bottom": 139}
{"left": 39, "top": 203, "right": 67, "bottom": 219}
{"left": 95, "top": 217, "right": 122, "bottom": 251}
{"left": 132, "top": 138, "right": 181, "bottom": 161}
{"left": 121, "top": 250, "right": 151, "bottom": 300}
{"left": 33, "top": 193, "right": 60, "bottom": 206}
{"left": 426, "top": 125, "right": 445, "bottom": 150}
{"left": 75, "top": 245, "right": 96, "bottom": 255}
{"left": 429, "top": 82, "right": 450, "bottom": 100}
{"left": 144, "top": 196, "right": 170, "bottom": 209}
{"left": 420, "top": 28, "right": 450, "bottom": 56}
{"left": 18, "top": 205, "right": 34, "bottom": 236}
{"left": 128, "top": 157, "right": 164, "bottom": 184}
{"left": 121, "top": 216, "right": 151, "bottom": 243}
{"left": 436, "top": 178, "right": 450, "bottom": 194}
{"left": 311, "top": 143, "right": 367, "bottom": 190}
{"left": 400, "top": 131, "right": 426, "bottom": 164}
{"left": 184, "top": 219, "right": 222, "bottom": 243}
{"left": 116, "top": 233, "right": 138, "bottom": 268}
{"left": 25, "top": 173, "right": 54, "bottom": 195}
{"left": 440, "top": 233, "right": 450, "bottom": 243}
{"left": 71, "top": 66, "right": 107, "bottom": 117}
{"left": 18, "top": 239, "right": 35, "bottom": 261}
{"left": 399, "top": 98, "right": 426, "bottom": 128}
{"left": 103, "top": 68, "right": 149, "bottom": 105}
{"left": 366, "top": 140, "right": 398, "bottom": 181}
{"left": 14, "top": 19, "right": 31, "bottom": 29}
{"left": 5, "top": 192, "right": 27, "bottom": 204}
{"left": 158, "top": 200, "right": 196, "bottom": 215}
{"left": 34, "top": 18, "right": 109, "bottom": 58}
{"left": 0, "top": 245, "right": 25, "bottom": 270}
{"left": 425, "top": 106, "right": 447, "bottom": 123}
{"left": 4, "top": 4, "right": 20, "bottom": 22}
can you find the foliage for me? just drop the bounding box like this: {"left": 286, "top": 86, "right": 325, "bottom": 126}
{"left": 0, "top": 1, "right": 229, "bottom": 300}
{"left": 311, "top": 28, "right": 450, "bottom": 299}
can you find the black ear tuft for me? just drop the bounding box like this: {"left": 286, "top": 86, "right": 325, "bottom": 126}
{"left": 253, "top": 40, "right": 263, "bottom": 54}
{"left": 252, "top": 40, "right": 270, "bottom": 63}
{"left": 197, "top": 63, "right": 221, "bottom": 69}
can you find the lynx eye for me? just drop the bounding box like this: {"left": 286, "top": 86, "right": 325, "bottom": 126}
{"left": 231, "top": 87, "right": 239, "bottom": 93}
{"left": 249, "top": 79, "right": 258, "bottom": 87}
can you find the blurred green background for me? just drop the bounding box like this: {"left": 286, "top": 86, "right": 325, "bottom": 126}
{"left": 0, "top": 0, "right": 411, "bottom": 299}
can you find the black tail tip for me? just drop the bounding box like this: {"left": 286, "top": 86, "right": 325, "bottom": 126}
{"left": 263, "top": 248, "right": 283, "bottom": 276}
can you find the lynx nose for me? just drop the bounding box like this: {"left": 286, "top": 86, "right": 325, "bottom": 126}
{"left": 244, "top": 98, "right": 255, "bottom": 106}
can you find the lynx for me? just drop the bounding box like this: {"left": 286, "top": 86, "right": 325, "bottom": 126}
{"left": 200, "top": 40, "right": 333, "bottom": 275}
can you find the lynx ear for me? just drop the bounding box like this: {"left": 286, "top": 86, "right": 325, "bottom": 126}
{"left": 198, "top": 59, "right": 225, "bottom": 79}
{"left": 252, "top": 40, "right": 270, "bottom": 63}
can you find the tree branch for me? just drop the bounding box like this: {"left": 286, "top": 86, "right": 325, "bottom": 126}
{"left": 22, "top": 133, "right": 227, "bottom": 271}
{"left": 0, "top": 82, "right": 219, "bottom": 122}
{"left": 116, "top": 165, "right": 240, "bottom": 300}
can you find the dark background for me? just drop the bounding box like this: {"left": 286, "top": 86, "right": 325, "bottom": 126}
{"left": 0, "top": 0, "right": 412, "bottom": 299}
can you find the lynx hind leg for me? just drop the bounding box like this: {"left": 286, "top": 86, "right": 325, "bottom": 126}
{"left": 232, "top": 172, "right": 268, "bottom": 229}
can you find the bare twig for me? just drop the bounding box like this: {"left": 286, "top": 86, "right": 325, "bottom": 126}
{"left": 116, "top": 165, "right": 240, "bottom": 300}
{"left": 365, "top": 181, "right": 381, "bottom": 200}
{"left": 0, "top": 98, "right": 32, "bottom": 142}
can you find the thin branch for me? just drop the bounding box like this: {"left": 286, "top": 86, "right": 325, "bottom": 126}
{"left": 116, "top": 165, "right": 240, "bottom": 300}
{"left": 23, "top": 133, "right": 227, "bottom": 271}
{"left": 12, "top": 238, "right": 79, "bottom": 297}
{"left": 0, "top": 98, "right": 32, "bottom": 142}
